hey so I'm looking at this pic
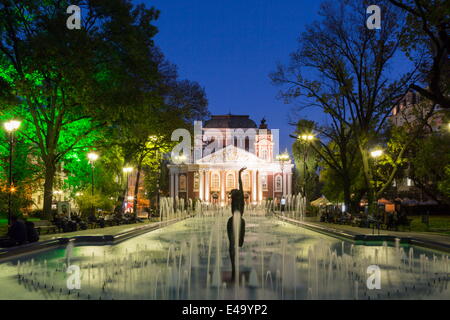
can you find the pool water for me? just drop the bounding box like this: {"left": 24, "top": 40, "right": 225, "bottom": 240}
{"left": 0, "top": 213, "right": 449, "bottom": 300}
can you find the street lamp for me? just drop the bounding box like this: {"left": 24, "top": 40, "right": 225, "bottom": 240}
{"left": 4, "top": 120, "right": 21, "bottom": 225}
{"left": 299, "top": 133, "right": 315, "bottom": 200}
{"left": 370, "top": 148, "right": 383, "bottom": 191}
{"left": 370, "top": 149, "right": 383, "bottom": 158}
{"left": 370, "top": 148, "right": 383, "bottom": 219}
{"left": 87, "top": 152, "right": 99, "bottom": 217}
{"left": 276, "top": 151, "right": 290, "bottom": 198}
{"left": 300, "top": 134, "right": 314, "bottom": 142}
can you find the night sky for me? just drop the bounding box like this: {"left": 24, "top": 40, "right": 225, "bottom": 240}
{"left": 136, "top": 0, "right": 412, "bottom": 151}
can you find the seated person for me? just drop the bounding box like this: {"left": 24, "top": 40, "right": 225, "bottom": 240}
{"left": 6, "top": 216, "right": 27, "bottom": 246}
{"left": 24, "top": 220, "right": 39, "bottom": 243}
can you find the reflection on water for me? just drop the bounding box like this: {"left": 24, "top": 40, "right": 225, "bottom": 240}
{"left": 0, "top": 214, "right": 449, "bottom": 300}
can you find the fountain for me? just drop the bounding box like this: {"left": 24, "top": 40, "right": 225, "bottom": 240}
{"left": 0, "top": 204, "right": 449, "bottom": 300}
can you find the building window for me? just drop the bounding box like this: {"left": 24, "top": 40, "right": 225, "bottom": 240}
{"left": 243, "top": 173, "right": 250, "bottom": 191}
{"left": 226, "top": 172, "right": 235, "bottom": 190}
{"left": 275, "top": 175, "right": 282, "bottom": 192}
{"left": 193, "top": 173, "right": 199, "bottom": 191}
{"left": 179, "top": 175, "right": 186, "bottom": 192}
{"left": 261, "top": 174, "right": 268, "bottom": 191}
{"left": 261, "top": 149, "right": 268, "bottom": 160}
{"left": 211, "top": 173, "right": 220, "bottom": 191}
{"left": 245, "top": 136, "right": 249, "bottom": 151}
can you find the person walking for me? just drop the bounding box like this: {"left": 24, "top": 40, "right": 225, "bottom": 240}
{"left": 281, "top": 197, "right": 286, "bottom": 213}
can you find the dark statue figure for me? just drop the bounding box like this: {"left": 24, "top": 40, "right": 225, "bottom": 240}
{"left": 227, "top": 167, "right": 246, "bottom": 282}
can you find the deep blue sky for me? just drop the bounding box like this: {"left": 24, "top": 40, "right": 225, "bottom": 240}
{"left": 136, "top": 0, "right": 411, "bottom": 151}
{"left": 134, "top": 0, "right": 324, "bottom": 151}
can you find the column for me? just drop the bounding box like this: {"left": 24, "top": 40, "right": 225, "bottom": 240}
{"left": 252, "top": 170, "right": 257, "bottom": 202}
{"left": 174, "top": 172, "right": 179, "bottom": 199}
{"left": 170, "top": 171, "right": 174, "bottom": 198}
{"left": 287, "top": 171, "right": 292, "bottom": 195}
{"left": 258, "top": 171, "right": 263, "bottom": 202}
{"left": 221, "top": 170, "right": 225, "bottom": 203}
{"left": 272, "top": 173, "right": 275, "bottom": 199}
{"left": 199, "top": 170, "right": 204, "bottom": 201}
{"left": 205, "top": 170, "right": 210, "bottom": 202}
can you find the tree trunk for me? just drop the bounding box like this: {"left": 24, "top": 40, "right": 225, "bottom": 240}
{"left": 358, "top": 141, "right": 376, "bottom": 215}
{"left": 43, "top": 163, "right": 56, "bottom": 219}
{"left": 133, "top": 162, "right": 142, "bottom": 217}
{"left": 342, "top": 175, "right": 352, "bottom": 214}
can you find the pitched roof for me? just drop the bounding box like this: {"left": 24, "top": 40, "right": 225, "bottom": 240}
{"left": 197, "top": 145, "right": 268, "bottom": 164}
{"left": 204, "top": 114, "right": 257, "bottom": 128}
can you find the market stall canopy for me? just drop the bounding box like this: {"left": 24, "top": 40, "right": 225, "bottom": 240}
{"left": 311, "top": 196, "right": 332, "bottom": 207}
{"left": 401, "top": 198, "right": 419, "bottom": 206}
{"left": 378, "top": 198, "right": 393, "bottom": 204}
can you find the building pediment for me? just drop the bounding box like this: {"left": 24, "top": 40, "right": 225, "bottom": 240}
{"left": 197, "top": 145, "right": 268, "bottom": 165}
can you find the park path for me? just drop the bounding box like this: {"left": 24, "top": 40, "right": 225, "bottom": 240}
{"left": 275, "top": 213, "right": 450, "bottom": 253}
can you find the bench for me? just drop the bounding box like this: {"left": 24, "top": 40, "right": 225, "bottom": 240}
{"left": 34, "top": 220, "right": 58, "bottom": 235}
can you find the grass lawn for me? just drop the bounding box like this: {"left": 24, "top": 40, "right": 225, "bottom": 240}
{"left": 407, "top": 215, "right": 450, "bottom": 235}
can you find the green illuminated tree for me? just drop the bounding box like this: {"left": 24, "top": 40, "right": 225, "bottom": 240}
{"left": 0, "top": 0, "right": 162, "bottom": 216}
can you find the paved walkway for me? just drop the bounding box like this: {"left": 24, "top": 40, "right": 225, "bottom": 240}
{"left": 38, "top": 219, "right": 158, "bottom": 241}
{"left": 0, "top": 218, "right": 178, "bottom": 262}
{"left": 275, "top": 213, "right": 450, "bottom": 253}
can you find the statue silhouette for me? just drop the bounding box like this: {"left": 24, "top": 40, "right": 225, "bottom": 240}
{"left": 227, "top": 167, "right": 246, "bottom": 282}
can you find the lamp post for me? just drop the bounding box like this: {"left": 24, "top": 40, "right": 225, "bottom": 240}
{"left": 87, "top": 152, "right": 99, "bottom": 217}
{"left": 370, "top": 148, "right": 383, "bottom": 223}
{"left": 123, "top": 167, "right": 133, "bottom": 213}
{"left": 174, "top": 154, "right": 188, "bottom": 207}
{"left": 370, "top": 149, "right": 383, "bottom": 192}
{"left": 4, "top": 120, "right": 21, "bottom": 225}
{"left": 299, "top": 134, "right": 314, "bottom": 200}
{"left": 276, "top": 151, "right": 290, "bottom": 198}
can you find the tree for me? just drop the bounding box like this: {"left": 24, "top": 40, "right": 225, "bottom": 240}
{"left": 389, "top": 0, "right": 450, "bottom": 109}
{"left": 290, "top": 117, "right": 364, "bottom": 213}
{"left": 271, "top": 0, "right": 434, "bottom": 213}
{"left": 0, "top": 0, "right": 162, "bottom": 216}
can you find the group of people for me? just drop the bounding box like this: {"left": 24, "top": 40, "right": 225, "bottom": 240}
{"left": 53, "top": 212, "right": 87, "bottom": 232}
{"left": 0, "top": 216, "right": 39, "bottom": 248}
{"left": 319, "top": 200, "right": 410, "bottom": 230}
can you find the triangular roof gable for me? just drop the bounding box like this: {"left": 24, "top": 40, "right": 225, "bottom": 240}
{"left": 197, "top": 145, "right": 268, "bottom": 164}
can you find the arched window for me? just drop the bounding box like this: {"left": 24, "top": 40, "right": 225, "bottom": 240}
{"left": 243, "top": 173, "right": 250, "bottom": 191}
{"left": 245, "top": 136, "right": 250, "bottom": 151}
{"left": 193, "top": 173, "right": 199, "bottom": 191}
{"left": 226, "top": 173, "right": 235, "bottom": 190}
{"left": 275, "top": 175, "right": 282, "bottom": 192}
{"left": 261, "top": 149, "right": 268, "bottom": 160}
{"left": 211, "top": 173, "right": 220, "bottom": 191}
{"left": 261, "top": 174, "right": 268, "bottom": 191}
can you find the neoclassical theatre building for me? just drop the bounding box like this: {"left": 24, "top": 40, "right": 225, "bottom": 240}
{"left": 168, "top": 115, "right": 293, "bottom": 204}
